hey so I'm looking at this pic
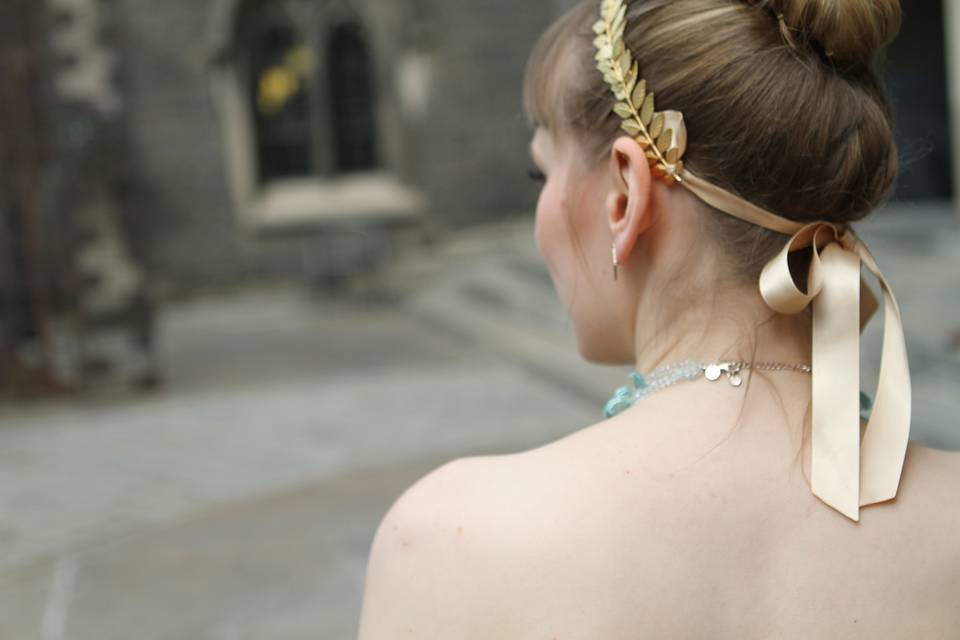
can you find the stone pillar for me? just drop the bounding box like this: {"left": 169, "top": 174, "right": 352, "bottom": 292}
{"left": 944, "top": 0, "right": 960, "bottom": 218}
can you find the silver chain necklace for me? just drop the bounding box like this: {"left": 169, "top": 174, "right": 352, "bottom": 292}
{"left": 602, "top": 359, "right": 813, "bottom": 419}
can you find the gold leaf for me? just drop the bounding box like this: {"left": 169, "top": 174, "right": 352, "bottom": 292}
{"left": 592, "top": 19, "right": 606, "bottom": 35}
{"left": 657, "top": 129, "right": 673, "bottom": 153}
{"left": 645, "top": 149, "right": 659, "bottom": 160}
{"left": 612, "top": 4, "right": 627, "bottom": 35}
{"left": 649, "top": 113, "right": 665, "bottom": 139}
{"left": 612, "top": 38, "right": 624, "bottom": 60}
{"left": 623, "top": 61, "right": 638, "bottom": 94}
{"left": 640, "top": 92, "right": 655, "bottom": 126}
{"left": 613, "top": 18, "right": 625, "bottom": 42}
{"left": 618, "top": 52, "right": 630, "bottom": 76}
{"left": 675, "top": 160, "right": 684, "bottom": 174}
{"left": 621, "top": 120, "right": 642, "bottom": 136}
{"left": 661, "top": 110, "right": 687, "bottom": 159}
{"left": 664, "top": 148, "right": 679, "bottom": 165}
{"left": 593, "top": 34, "right": 607, "bottom": 49}
{"left": 631, "top": 79, "right": 646, "bottom": 107}
{"left": 612, "top": 19, "right": 625, "bottom": 42}
{"left": 613, "top": 102, "right": 633, "bottom": 119}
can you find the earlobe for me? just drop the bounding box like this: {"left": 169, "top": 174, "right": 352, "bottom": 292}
{"left": 607, "top": 136, "right": 653, "bottom": 264}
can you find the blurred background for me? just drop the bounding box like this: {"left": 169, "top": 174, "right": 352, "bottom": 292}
{"left": 0, "top": 0, "right": 958, "bottom": 637}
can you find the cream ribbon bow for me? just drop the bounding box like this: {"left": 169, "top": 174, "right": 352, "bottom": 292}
{"left": 677, "top": 170, "right": 912, "bottom": 523}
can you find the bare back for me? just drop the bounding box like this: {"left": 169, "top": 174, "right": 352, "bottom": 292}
{"left": 459, "top": 382, "right": 960, "bottom": 638}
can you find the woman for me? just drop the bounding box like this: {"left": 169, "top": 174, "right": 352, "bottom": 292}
{"left": 358, "top": 0, "right": 960, "bottom": 636}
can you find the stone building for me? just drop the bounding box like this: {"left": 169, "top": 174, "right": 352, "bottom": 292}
{"left": 54, "top": 0, "right": 956, "bottom": 289}
{"left": 92, "top": 0, "right": 560, "bottom": 289}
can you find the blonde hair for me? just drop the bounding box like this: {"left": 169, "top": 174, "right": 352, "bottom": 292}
{"left": 523, "top": 0, "right": 901, "bottom": 284}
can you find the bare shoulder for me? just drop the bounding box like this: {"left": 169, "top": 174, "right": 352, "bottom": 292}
{"left": 903, "top": 440, "right": 960, "bottom": 472}
{"left": 374, "top": 456, "right": 482, "bottom": 539}
{"left": 894, "top": 442, "right": 960, "bottom": 592}
{"left": 370, "top": 453, "right": 529, "bottom": 547}
{"left": 900, "top": 441, "right": 960, "bottom": 524}
{"left": 357, "top": 454, "right": 531, "bottom": 639}
{"left": 371, "top": 451, "right": 567, "bottom": 558}
{"left": 363, "top": 455, "right": 496, "bottom": 580}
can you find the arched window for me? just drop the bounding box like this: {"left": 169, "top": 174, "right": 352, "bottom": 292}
{"left": 244, "top": 3, "right": 313, "bottom": 181}
{"left": 326, "top": 22, "right": 379, "bottom": 173}
{"left": 209, "top": 0, "right": 426, "bottom": 234}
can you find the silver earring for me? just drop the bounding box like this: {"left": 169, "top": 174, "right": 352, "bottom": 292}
{"left": 612, "top": 243, "right": 619, "bottom": 281}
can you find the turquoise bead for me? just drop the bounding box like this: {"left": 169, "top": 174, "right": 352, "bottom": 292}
{"left": 603, "top": 385, "right": 634, "bottom": 419}
{"left": 860, "top": 390, "right": 873, "bottom": 421}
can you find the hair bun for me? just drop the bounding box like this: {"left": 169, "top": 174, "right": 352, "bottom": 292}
{"left": 769, "top": 0, "right": 901, "bottom": 66}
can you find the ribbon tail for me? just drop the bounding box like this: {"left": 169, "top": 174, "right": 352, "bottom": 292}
{"left": 810, "top": 243, "right": 863, "bottom": 522}
{"left": 858, "top": 275, "right": 879, "bottom": 332}
{"left": 855, "top": 245, "right": 912, "bottom": 507}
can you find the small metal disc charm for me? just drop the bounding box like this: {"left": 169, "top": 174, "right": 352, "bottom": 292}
{"left": 729, "top": 373, "right": 743, "bottom": 387}
{"left": 704, "top": 364, "right": 722, "bottom": 381}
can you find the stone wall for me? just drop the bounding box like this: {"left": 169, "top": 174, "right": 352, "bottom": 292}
{"left": 115, "top": 0, "right": 268, "bottom": 287}
{"left": 110, "top": 0, "right": 554, "bottom": 289}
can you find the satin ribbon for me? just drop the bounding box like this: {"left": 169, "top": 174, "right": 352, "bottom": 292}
{"left": 678, "top": 169, "right": 912, "bottom": 522}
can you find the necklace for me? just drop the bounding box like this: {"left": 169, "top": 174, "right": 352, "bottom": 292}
{"left": 603, "top": 359, "right": 874, "bottom": 420}
{"left": 602, "top": 359, "right": 814, "bottom": 419}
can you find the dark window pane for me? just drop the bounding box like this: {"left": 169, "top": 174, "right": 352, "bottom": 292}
{"left": 327, "top": 23, "right": 378, "bottom": 173}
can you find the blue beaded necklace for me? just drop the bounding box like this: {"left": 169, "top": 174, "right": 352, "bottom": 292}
{"left": 603, "top": 359, "right": 873, "bottom": 421}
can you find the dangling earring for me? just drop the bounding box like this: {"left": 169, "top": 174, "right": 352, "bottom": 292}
{"left": 611, "top": 243, "right": 619, "bottom": 281}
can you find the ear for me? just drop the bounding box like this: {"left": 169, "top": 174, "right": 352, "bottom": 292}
{"left": 606, "top": 136, "right": 654, "bottom": 264}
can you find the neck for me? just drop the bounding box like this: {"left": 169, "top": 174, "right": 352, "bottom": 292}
{"left": 625, "top": 296, "right": 815, "bottom": 450}
{"left": 632, "top": 291, "right": 813, "bottom": 377}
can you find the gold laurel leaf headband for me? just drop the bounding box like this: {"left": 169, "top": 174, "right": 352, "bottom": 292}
{"left": 594, "top": 0, "right": 911, "bottom": 522}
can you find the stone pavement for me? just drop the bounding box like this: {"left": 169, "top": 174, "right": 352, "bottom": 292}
{"left": 0, "top": 201, "right": 958, "bottom": 639}
{"left": 0, "top": 284, "right": 604, "bottom": 639}
{"left": 0, "top": 459, "right": 448, "bottom": 640}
